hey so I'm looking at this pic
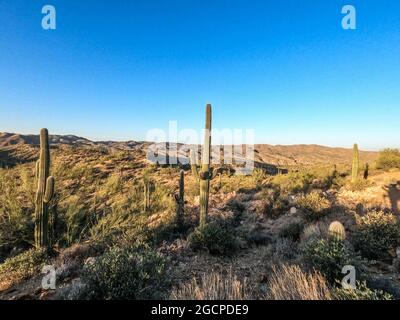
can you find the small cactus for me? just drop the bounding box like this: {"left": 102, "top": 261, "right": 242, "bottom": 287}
{"left": 34, "top": 128, "right": 55, "bottom": 249}
{"left": 143, "top": 177, "right": 155, "bottom": 213}
{"left": 328, "top": 221, "right": 346, "bottom": 241}
{"left": 190, "top": 104, "right": 218, "bottom": 227}
{"left": 364, "top": 162, "right": 369, "bottom": 180}
{"left": 174, "top": 170, "right": 185, "bottom": 227}
{"left": 351, "top": 144, "right": 359, "bottom": 183}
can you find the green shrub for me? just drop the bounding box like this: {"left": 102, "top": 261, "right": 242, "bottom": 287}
{"left": 0, "top": 248, "right": 47, "bottom": 291}
{"left": 334, "top": 281, "right": 393, "bottom": 300}
{"left": 79, "top": 244, "right": 167, "bottom": 300}
{"left": 303, "top": 238, "right": 353, "bottom": 283}
{"left": 354, "top": 211, "right": 400, "bottom": 260}
{"left": 345, "top": 179, "right": 372, "bottom": 192}
{"left": 376, "top": 149, "right": 400, "bottom": 170}
{"left": 297, "top": 192, "right": 331, "bottom": 221}
{"left": 188, "top": 222, "right": 238, "bottom": 256}
{"left": 271, "top": 171, "right": 315, "bottom": 194}
{"left": 279, "top": 222, "right": 304, "bottom": 241}
{"left": 258, "top": 189, "right": 290, "bottom": 218}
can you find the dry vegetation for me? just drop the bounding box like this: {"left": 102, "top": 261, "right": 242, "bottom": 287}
{"left": 0, "top": 135, "right": 400, "bottom": 300}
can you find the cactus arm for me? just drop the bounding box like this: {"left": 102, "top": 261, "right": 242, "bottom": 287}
{"left": 44, "top": 176, "right": 55, "bottom": 203}
{"left": 35, "top": 160, "right": 40, "bottom": 181}
{"left": 351, "top": 143, "right": 359, "bottom": 183}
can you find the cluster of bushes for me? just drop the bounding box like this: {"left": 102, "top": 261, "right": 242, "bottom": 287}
{"left": 270, "top": 171, "right": 315, "bottom": 194}
{"left": 376, "top": 149, "right": 400, "bottom": 170}
{"left": 333, "top": 281, "right": 393, "bottom": 300}
{"left": 297, "top": 191, "right": 331, "bottom": 221}
{"left": 353, "top": 211, "right": 400, "bottom": 260}
{"left": 77, "top": 244, "right": 167, "bottom": 300}
{"left": 188, "top": 221, "right": 238, "bottom": 256}
{"left": 303, "top": 237, "right": 354, "bottom": 283}
{"left": 0, "top": 248, "right": 47, "bottom": 291}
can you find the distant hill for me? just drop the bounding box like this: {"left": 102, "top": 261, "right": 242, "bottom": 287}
{"left": 0, "top": 132, "right": 378, "bottom": 167}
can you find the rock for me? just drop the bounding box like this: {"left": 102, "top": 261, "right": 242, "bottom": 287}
{"left": 84, "top": 257, "right": 96, "bottom": 266}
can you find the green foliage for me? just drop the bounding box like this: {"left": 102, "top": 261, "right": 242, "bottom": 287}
{"left": 303, "top": 238, "right": 353, "bottom": 283}
{"left": 0, "top": 248, "right": 47, "bottom": 290}
{"left": 278, "top": 222, "right": 304, "bottom": 241}
{"left": 271, "top": 171, "right": 315, "bottom": 194}
{"left": 0, "top": 166, "right": 35, "bottom": 261}
{"left": 354, "top": 211, "right": 400, "bottom": 260}
{"left": 334, "top": 281, "right": 393, "bottom": 300}
{"left": 376, "top": 149, "right": 400, "bottom": 170}
{"left": 258, "top": 188, "right": 290, "bottom": 218}
{"left": 79, "top": 244, "right": 167, "bottom": 300}
{"left": 188, "top": 221, "right": 238, "bottom": 256}
{"left": 346, "top": 178, "right": 372, "bottom": 191}
{"left": 297, "top": 191, "right": 331, "bottom": 221}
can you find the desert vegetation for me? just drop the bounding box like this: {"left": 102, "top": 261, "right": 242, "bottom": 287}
{"left": 0, "top": 106, "right": 399, "bottom": 300}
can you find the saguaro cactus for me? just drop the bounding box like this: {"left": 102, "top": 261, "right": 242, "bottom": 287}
{"left": 34, "top": 128, "right": 55, "bottom": 249}
{"left": 190, "top": 104, "right": 218, "bottom": 227}
{"left": 174, "top": 170, "right": 185, "bottom": 226}
{"left": 143, "top": 177, "right": 155, "bottom": 213}
{"left": 351, "top": 143, "right": 359, "bottom": 183}
{"left": 364, "top": 162, "right": 369, "bottom": 180}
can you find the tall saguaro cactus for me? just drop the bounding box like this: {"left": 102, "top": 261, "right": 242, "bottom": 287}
{"left": 35, "top": 128, "right": 55, "bottom": 249}
{"left": 351, "top": 143, "right": 359, "bottom": 183}
{"left": 175, "top": 170, "right": 185, "bottom": 226}
{"left": 190, "top": 104, "right": 218, "bottom": 227}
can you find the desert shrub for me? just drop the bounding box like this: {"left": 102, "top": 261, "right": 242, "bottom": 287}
{"left": 258, "top": 189, "right": 290, "bottom": 218}
{"left": 145, "top": 183, "right": 176, "bottom": 215}
{"left": 267, "top": 264, "right": 332, "bottom": 300}
{"left": 376, "top": 149, "right": 400, "bottom": 170}
{"left": 333, "top": 281, "right": 393, "bottom": 300}
{"left": 345, "top": 179, "right": 372, "bottom": 192}
{"left": 79, "top": 244, "right": 167, "bottom": 300}
{"left": 188, "top": 222, "right": 238, "bottom": 256}
{"left": 271, "top": 171, "right": 315, "bottom": 194}
{"left": 303, "top": 238, "right": 353, "bottom": 283}
{"left": 252, "top": 168, "right": 268, "bottom": 188}
{"left": 90, "top": 208, "right": 149, "bottom": 246}
{"left": 297, "top": 191, "right": 331, "bottom": 221}
{"left": 0, "top": 169, "right": 34, "bottom": 261}
{"left": 278, "top": 222, "right": 304, "bottom": 241}
{"left": 270, "top": 238, "right": 299, "bottom": 261}
{"left": 97, "top": 174, "right": 124, "bottom": 198}
{"left": 226, "top": 199, "right": 246, "bottom": 214}
{"left": 171, "top": 270, "right": 252, "bottom": 300}
{"left": 353, "top": 211, "right": 400, "bottom": 260}
{"left": 62, "top": 196, "right": 93, "bottom": 246}
{"left": 0, "top": 248, "right": 47, "bottom": 291}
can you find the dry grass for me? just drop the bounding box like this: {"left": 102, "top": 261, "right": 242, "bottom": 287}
{"left": 170, "top": 270, "right": 252, "bottom": 300}
{"left": 266, "top": 264, "right": 332, "bottom": 300}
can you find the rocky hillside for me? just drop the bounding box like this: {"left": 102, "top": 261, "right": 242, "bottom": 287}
{"left": 0, "top": 132, "right": 378, "bottom": 168}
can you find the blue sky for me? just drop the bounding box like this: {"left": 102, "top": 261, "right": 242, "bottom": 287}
{"left": 0, "top": 0, "right": 399, "bottom": 150}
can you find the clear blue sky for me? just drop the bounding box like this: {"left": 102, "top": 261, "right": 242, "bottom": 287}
{"left": 0, "top": 0, "right": 399, "bottom": 150}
